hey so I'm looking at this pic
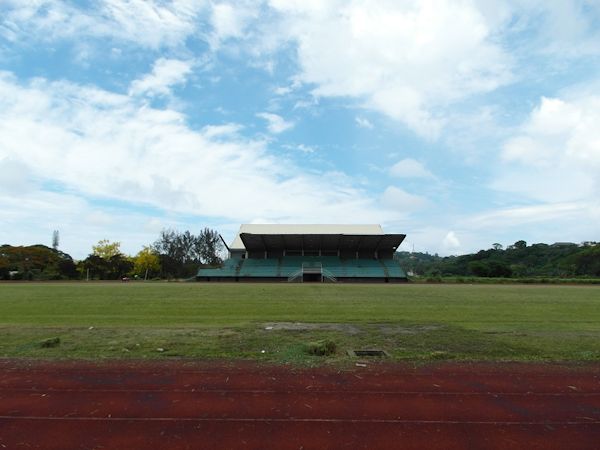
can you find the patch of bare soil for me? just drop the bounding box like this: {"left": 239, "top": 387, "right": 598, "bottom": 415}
{"left": 263, "top": 322, "right": 361, "bottom": 334}
{"left": 378, "top": 324, "right": 441, "bottom": 334}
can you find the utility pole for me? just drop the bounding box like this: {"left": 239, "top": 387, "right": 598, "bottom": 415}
{"left": 52, "top": 230, "right": 60, "bottom": 250}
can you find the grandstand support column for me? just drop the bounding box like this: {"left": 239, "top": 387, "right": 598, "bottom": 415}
{"left": 259, "top": 235, "right": 268, "bottom": 259}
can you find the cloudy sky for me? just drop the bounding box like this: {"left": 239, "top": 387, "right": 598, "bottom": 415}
{"left": 1, "top": 0, "right": 599, "bottom": 258}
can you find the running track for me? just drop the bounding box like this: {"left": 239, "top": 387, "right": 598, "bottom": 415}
{"left": 0, "top": 360, "right": 599, "bottom": 449}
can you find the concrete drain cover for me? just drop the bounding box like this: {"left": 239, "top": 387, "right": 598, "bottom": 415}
{"left": 347, "top": 349, "right": 390, "bottom": 357}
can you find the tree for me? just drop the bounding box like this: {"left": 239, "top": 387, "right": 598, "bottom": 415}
{"left": 81, "top": 254, "right": 109, "bottom": 280}
{"left": 92, "top": 239, "right": 122, "bottom": 259}
{"left": 52, "top": 230, "right": 59, "bottom": 250}
{"left": 487, "top": 260, "right": 512, "bottom": 278}
{"left": 84, "top": 240, "right": 131, "bottom": 280}
{"left": 109, "top": 254, "right": 134, "bottom": 279}
{"left": 196, "top": 227, "right": 224, "bottom": 265}
{"left": 572, "top": 245, "right": 600, "bottom": 276}
{"left": 0, "top": 245, "right": 78, "bottom": 280}
{"left": 513, "top": 240, "right": 527, "bottom": 249}
{"left": 0, "top": 252, "right": 10, "bottom": 280}
{"left": 133, "top": 246, "right": 161, "bottom": 280}
{"left": 492, "top": 243, "right": 503, "bottom": 251}
{"left": 468, "top": 261, "right": 490, "bottom": 277}
{"left": 152, "top": 228, "right": 224, "bottom": 278}
{"left": 153, "top": 229, "right": 191, "bottom": 278}
{"left": 81, "top": 253, "right": 132, "bottom": 280}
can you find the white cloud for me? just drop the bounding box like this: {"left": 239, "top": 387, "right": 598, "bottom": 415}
{"left": 85, "top": 211, "right": 114, "bottom": 226}
{"left": 102, "top": 0, "right": 206, "bottom": 48}
{"left": 466, "top": 202, "right": 595, "bottom": 229}
{"left": 483, "top": 89, "right": 600, "bottom": 248}
{"left": 397, "top": 198, "right": 600, "bottom": 256}
{"left": 274, "top": 86, "right": 292, "bottom": 95}
{"left": 129, "top": 58, "right": 194, "bottom": 97}
{"left": 495, "top": 94, "right": 600, "bottom": 203}
{"left": 397, "top": 225, "right": 466, "bottom": 255}
{"left": 256, "top": 112, "right": 295, "bottom": 134}
{"left": 209, "top": 1, "right": 259, "bottom": 48}
{"left": 282, "top": 143, "right": 316, "bottom": 154}
{"left": 516, "top": 1, "right": 600, "bottom": 58}
{"left": 503, "top": 96, "right": 600, "bottom": 168}
{"left": 0, "top": 0, "right": 207, "bottom": 49}
{"left": 455, "top": 200, "right": 600, "bottom": 254}
{"left": 389, "top": 158, "right": 434, "bottom": 179}
{"left": 267, "top": 0, "right": 513, "bottom": 137}
{"left": 0, "top": 157, "right": 37, "bottom": 195}
{"left": 0, "top": 71, "right": 405, "bottom": 256}
{"left": 0, "top": 187, "right": 181, "bottom": 258}
{"left": 200, "top": 123, "right": 243, "bottom": 138}
{"left": 355, "top": 116, "right": 373, "bottom": 129}
{"left": 381, "top": 186, "right": 428, "bottom": 211}
{"left": 442, "top": 231, "right": 460, "bottom": 250}
{"left": 296, "top": 144, "right": 315, "bottom": 154}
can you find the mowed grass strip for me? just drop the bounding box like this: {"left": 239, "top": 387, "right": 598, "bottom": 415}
{"left": 0, "top": 283, "right": 599, "bottom": 363}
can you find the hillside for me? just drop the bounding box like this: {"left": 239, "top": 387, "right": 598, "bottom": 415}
{"left": 395, "top": 241, "right": 600, "bottom": 278}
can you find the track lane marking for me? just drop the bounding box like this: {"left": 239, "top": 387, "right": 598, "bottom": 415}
{"left": 1, "top": 415, "right": 600, "bottom": 425}
{"left": 1, "top": 387, "right": 599, "bottom": 396}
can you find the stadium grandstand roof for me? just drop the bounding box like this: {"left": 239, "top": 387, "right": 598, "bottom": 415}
{"left": 230, "top": 224, "right": 385, "bottom": 250}
{"left": 229, "top": 224, "right": 405, "bottom": 254}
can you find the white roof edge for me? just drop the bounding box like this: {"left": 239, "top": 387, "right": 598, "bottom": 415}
{"left": 229, "top": 224, "right": 386, "bottom": 250}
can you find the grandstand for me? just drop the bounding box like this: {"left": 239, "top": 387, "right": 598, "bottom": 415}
{"left": 197, "top": 225, "right": 407, "bottom": 282}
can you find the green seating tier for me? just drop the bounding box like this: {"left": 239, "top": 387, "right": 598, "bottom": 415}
{"left": 197, "top": 256, "right": 407, "bottom": 279}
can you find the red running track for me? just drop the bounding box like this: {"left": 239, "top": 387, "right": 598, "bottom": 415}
{"left": 0, "top": 360, "right": 599, "bottom": 449}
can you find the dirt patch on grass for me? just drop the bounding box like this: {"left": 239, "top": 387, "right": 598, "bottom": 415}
{"left": 263, "top": 322, "right": 441, "bottom": 335}
{"left": 264, "top": 322, "right": 361, "bottom": 335}
{"left": 378, "top": 324, "right": 441, "bottom": 335}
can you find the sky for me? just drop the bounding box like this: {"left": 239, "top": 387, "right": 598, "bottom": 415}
{"left": 0, "top": 0, "right": 599, "bottom": 259}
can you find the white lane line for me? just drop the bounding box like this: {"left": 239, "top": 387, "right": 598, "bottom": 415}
{"left": 1, "top": 387, "right": 599, "bottom": 396}
{"left": 1, "top": 416, "right": 600, "bottom": 425}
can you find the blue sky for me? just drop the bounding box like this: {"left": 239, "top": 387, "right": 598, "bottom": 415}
{"left": 1, "top": 0, "right": 599, "bottom": 259}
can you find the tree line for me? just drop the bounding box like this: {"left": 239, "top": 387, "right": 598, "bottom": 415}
{"left": 3, "top": 235, "right": 598, "bottom": 281}
{"left": 0, "top": 228, "right": 224, "bottom": 281}
{"left": 395, "top": 240, "right": 600, "bottom": 278}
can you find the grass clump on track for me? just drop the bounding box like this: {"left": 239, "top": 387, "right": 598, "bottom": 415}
{"left": 305, "top": 339, "right": 337, "bottom": 356}
{"left": 0, "top": 282, "right": 599, "bottom": 364}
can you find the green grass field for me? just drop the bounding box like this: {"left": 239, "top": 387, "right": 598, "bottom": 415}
{"left": 1, "top": 282, "right": 599, "bottom": 365}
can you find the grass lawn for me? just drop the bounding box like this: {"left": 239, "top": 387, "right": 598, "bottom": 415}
{"left": 1, "top": 282, "right": 599, "bottom": 365}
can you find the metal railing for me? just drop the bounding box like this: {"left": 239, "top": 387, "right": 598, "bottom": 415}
{"left": 287, "top": 268, "right": 303, "bottom": 282}
{"left": 322, "top": 268, "right": 337, "bottom": 282}
{"left": 302, "top": 262, "right": 322, "bottom": 273}
{"left": 287, "top": 263, "right": 338, "bottom": 283}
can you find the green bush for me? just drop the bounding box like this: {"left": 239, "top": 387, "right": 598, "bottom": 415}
{"left": 426, "top": 275, "right": 442, "bottom": 283}
{"left": 39, "top": 337, "right": 60, "bottom": 348}
{"left": 305, "top": 339, "right": 337, "bottom": 356}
